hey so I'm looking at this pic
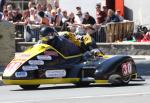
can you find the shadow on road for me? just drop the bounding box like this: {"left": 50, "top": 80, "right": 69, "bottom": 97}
{"left": 11, "top": 82, "right": 146, "bottom": 91}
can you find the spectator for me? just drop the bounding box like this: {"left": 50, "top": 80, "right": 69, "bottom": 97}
{"left": 21, "top": 10, "right": 30, "bottom": 24}
{"left": 115, "top": 10, "right": 124, "bottom": 22}
{"left": 105, "top": 9, "right": 120, "bottom": 23}
{"left": 54, "top": 0, "right": 59, "bottom": 9}
{"left": 76, "top": 6, "right": 81, "bottom": 12}
{"left": 95, "top": 3, "right": 107, "bottom": 24}
{"left": 28, "top": 1, "right": 34, "bottom": 10}
{"left": 2, "top": 9, "right": 7, "bottom": 20}
{"left": 61, "top": 12, "right": 75, "bottom": 31}
{"left": 28, "top": 7, "right": 36, "bottom": 24}
{"left": 7, "top": 10, "right": 13, "bottom": 21}
{"left": 36, "top": 3, "right": 42, "bottom": 12}
{"left": 51, "top": 9, "right": 57, "bottom": 24}
{"left": 51, "top": 9, "right": 62, "bottom": 26}
{"left": 38, "top": 11, "right": 50, "bottom": 26}
{"left": 12, "top": 8, "right": 22, "bottom": 22}
{"left": 103, "top": 6, "right": 108, "bottom": 15}
{"left": 0, "top": 0, "right": 5, "bottom": 12}
{"left": 82, "top": 12, "right": 96, "bottom": 25}
{"left": 0, "top": 11, "right": 2, "bottom": 21}
{"left": 74, "top": 11, "right": 85, "bottom": 35}
{"left": 67, "top": 12, "right": 75, "bottom": 24}
{"left": 55, "top": 8, "right": 63, "bottom": 26}
{"left": 34, "top": 3, "right": 43, "bottom": 24}
{"left": 45, "top": 3, "right": 52, "bottom": 20}
{"left": 7, "top": 4, "right": 13, "bottom": 12}
{"left": 62, "top": 10, "right": 68, "bottom": 23}
{"left": 74, "top": 10, "right": 83, "bottom": 24}
{"left": 12, "top": 10, "right": 18, "bottom": 22}
{"left": 56, "top": 8, "right": 63, "bottom": 20}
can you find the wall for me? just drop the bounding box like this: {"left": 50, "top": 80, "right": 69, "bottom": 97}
{"left": 0, "top": 21, "right": 15, "bottom": 66}
{"left": 124, "top": 0, "right": 150, "bottom": 27}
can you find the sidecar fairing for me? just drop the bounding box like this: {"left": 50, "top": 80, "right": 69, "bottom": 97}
{"left": 2, "top": 44, "right": 142, "bottom": 90}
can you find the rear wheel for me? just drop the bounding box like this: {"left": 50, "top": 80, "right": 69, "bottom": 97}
{"left": 109, "top": 74, "right": 131, "bottom": 86}
{"left": 121, "top": 75, "right": 131, "bottom": 84}
{"left": 19, "top": 85, "right": 40, "bottom": 90}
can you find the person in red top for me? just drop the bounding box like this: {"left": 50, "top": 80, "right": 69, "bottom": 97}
{"left": 95, "top": 3, "right": 107, "bottom": 24}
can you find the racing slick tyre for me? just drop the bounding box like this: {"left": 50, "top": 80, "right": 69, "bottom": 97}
{"left": 74, "top": 82, "right": 90, "bottom": 87}
{"left": 121, "top": 75, "right": 131, "bottom": 85}
{"left": 19, "top": 85, "right": 40, "bottom": 90}
{"left": 119, "top": 58, "right": 135, "bottom": 85}
{"left": 108, "top": 74, "right": 131, "bottom": 86}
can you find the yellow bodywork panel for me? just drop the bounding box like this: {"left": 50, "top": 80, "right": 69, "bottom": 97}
{"left": 3, "top": 78, "right": 109, "bottom": 85}
{"left": 3, "top": 44, "right": 82, "bottom": 77}
{"left": 58, "top": 31, "right": 81, "bottom": 47}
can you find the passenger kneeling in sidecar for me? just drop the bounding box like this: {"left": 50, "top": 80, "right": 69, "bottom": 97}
{"left": 39, "top": 26, "right": 81, "bottom": 56}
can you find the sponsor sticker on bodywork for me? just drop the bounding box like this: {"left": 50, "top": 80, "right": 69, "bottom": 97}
{"left": 37, "top": 55, "right": 52, "bottom": 60}
{"left": 45, "top": 70, "right": 66, "bottom": 78}
{"left": 6, "top": 62, "right": 22, "bottom": 72}
{"left": 122, "top": 62, "right": 132, "bottom": 76}
{"left": 28, "top": 60, "right": 44, "bottom": 65}
{"left": 14, "top": 54, "right": 32, "bottom": 61}
{"left": 44, "top": 51, "right": 59, "bottom": 56}
{"left": 22, "top": 65, "right": 39, "bottom": 71}
{"left": 15, "top": 72, "right": 27, "bottom": 78}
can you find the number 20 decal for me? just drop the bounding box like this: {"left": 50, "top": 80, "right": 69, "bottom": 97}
{"left": 121, "top": 62, "right": 132, "bottom": 76}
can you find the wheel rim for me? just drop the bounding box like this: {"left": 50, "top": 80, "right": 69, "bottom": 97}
{"left": 122, "top": 75, "right": 131, "bottom": 84}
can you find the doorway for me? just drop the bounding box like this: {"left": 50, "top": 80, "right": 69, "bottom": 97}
{"left": 106, "top": 0, "right": 124, "bottom": 16}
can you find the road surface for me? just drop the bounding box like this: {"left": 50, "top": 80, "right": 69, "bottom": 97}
{"left": 0, "top": 79, "right": 149, "bottom": 103}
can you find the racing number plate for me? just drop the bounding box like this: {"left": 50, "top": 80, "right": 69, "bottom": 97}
{"left": 121, "top": 62, "right": 132, "bottom": 76}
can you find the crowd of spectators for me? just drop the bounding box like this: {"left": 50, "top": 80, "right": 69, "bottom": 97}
{"left": 0, "top": 0, "right": 125, "bottom": 42}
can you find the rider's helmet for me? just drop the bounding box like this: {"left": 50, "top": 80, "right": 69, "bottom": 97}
{"left": 40, "top": 26, "right": 56, "bottom": 41}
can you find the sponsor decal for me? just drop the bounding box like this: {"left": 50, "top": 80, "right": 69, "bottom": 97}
{"left": 14, "top": 54, "right": 31, "bottom": 61}
{"left": 3, "top": 62, "right": 23, "bottom": 77}
{"left": 37, "top": 55, "right": 52, "bottom": 60}
{"left": 6, "top": 62, "right": 22, "bottom": 71}
{"left": 15, "top": 54, "right": 31, "bottom": 58}
{"left": 22, "top": 65, "right": 38, "bottom": 71}
{"left": 122, "top": 62, "right": 132, "bottom": 76}
{"left": 45, "top": 70, "right": 66, "bottom": 78}
{"left": 44, "top": 51, "right": 59, "bottom": 56}
{"left": 15, "top": 72, "right": 27, "bottom": 78}
{"left": 28, "top": 60, "right": 44, "bottom": 65}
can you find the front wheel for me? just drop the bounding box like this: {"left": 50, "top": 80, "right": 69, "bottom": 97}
{"left": 74, "top": 82, "right": 90, "bottom": 87}
{"left": 19, "top": 85, "right": 40, "bottom": 90}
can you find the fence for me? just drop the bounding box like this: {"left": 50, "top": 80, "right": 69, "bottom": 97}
{"left": 93, "top": 21, "right": 134, "bottom": 42}
{"left": 14, "top": 21, "right": 134, "bottom": 43}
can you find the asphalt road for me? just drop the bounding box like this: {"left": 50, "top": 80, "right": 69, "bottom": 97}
{"left": 0, "top": 80, "right": 149, "bottom": 103}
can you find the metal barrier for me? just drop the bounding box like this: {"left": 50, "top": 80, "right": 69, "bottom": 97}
{"left": 93, "top": 25, "right": 107, "bottom": 42}
{"left": 14, "top": 24, "right": 24, "bottom": 38}
{"left": 14, "top": 21, "right": 134, "bottom": 44}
